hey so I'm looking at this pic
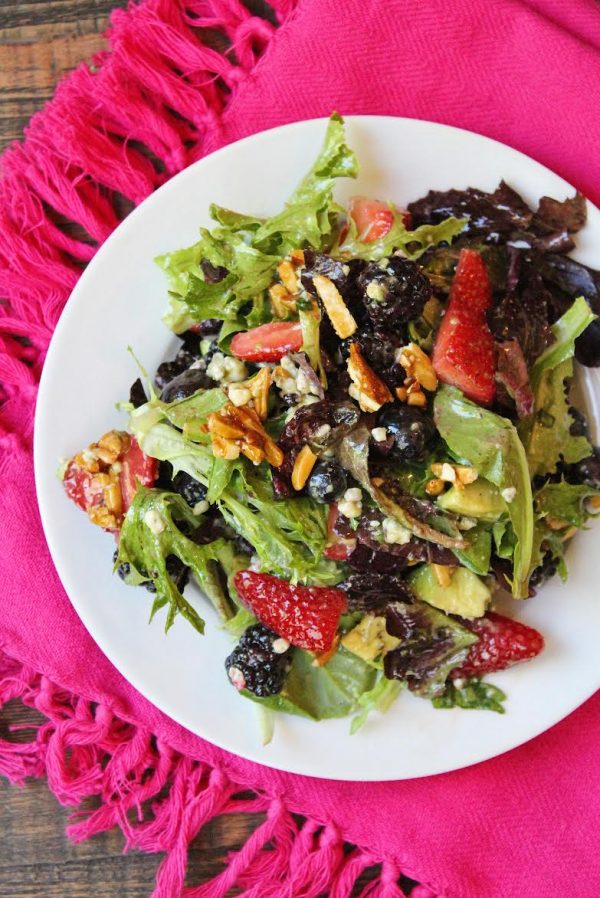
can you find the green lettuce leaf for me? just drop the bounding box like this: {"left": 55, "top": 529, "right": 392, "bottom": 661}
{"left": 242, "top": 646, "right": 378, "bottom": 720}
{"left": 350, "top": 675, "right": 404, "bottom": 734}
{"left": 118, "top": 488, "right": 237, "bottom": 631}
{"left": 534, "top": 480, "right": 600, "bottom": 528}
{"left": 434, "top": 386, "right": 533, "bottom": 598}
{"left": 156, "top": 113, "right": 358, "bottom": 337}
{"left": 453, "top": 525, "right": 492, "bottom": 576}
{"left": 519, "top": 297, "right": 595, "bottom": 478}
{"left": 432, "top": 678, "right": 506, "bottom": 713}
{"left": 335, "top": 208, "right": 467, "bottom": 262}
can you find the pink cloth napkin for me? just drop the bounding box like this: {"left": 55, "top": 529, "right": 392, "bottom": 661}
{"left": 1, "top": 1, "right": 599, "bottom": 896}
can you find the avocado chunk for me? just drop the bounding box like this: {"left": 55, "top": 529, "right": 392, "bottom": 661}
{"left": 341, "top": 615, "right": 399, "bottom": 662}
{"left": 409, "top": 564, "right": 491, "bottom": 618}
{"left": 437, "top": 479, "right": 506, "bottom": 522}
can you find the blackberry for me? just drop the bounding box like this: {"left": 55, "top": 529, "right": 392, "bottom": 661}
{"left": 225, "top": 624, "right": 293, "bottom": 697}
{"left": 529, "top": 551, "right": 558, "bottom": 589}
{"left": 173, "top": 471, "right": 207, "bottom": 508}
{"left": 356, "top": 256, "right": 431, "bottom": 329}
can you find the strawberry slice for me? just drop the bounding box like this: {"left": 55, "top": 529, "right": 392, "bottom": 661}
{"left": 451, "top": 611, "right": 544, "bottom": 678}
{"left": 234, "top": 571, "right": 347, "bottom": 654}
{"left": 349, "top": 197, "right": 396, "bottom": 243}
{"left": 432, "top": 248, "right": 496, "bottom": 405}
{"left": 230, "top": 321, "right": 303, "bottom": 362}
{"left": 119, "top": 437, "right": 158, "bottom": 511}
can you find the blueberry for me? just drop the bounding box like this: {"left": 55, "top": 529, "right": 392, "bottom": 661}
{"left": 306, "top": 459, "right": 347, "bottom": 503}
{"left": 569, "top": 447, "right": 600, "bottom": 488}
{"left": 173, "top": 471, "right": 207, "bottom": 508}
{"left": 569, "top": 406, "right": 589, "bottom": 438}
{"left": 376, "top": 405, "right": 437, "bottom": 462}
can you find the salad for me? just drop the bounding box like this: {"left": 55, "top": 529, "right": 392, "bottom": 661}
{"left": 61, "top": 114, "right": 600, "bottom": 733}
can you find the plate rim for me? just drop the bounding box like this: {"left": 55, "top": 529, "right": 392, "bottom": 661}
{"left": 34, "top": 114, "right": 600, "bottom": 781}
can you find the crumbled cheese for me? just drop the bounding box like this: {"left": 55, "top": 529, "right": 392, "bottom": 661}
{"left": 296, "top": 370, "right": 312, "bottom": 395}
{"left": 338, "top": 487, "right": 363, "bottom": 520}
{"left": 382, "top": 517, "right": 412, "bottom": 545}
{"left": 366, "top": 281, "right": 386, "bottom": 302}
{"left": 341, "top": 264, "right": 350, "bottom": 275}
{"left": 111, "top": 461, "right": 122, "bottom": 474}
{"left": 458, "top": 516, "right": 477, "bottom": 531}
{"left": 144, "top": 509, "right": 166, "bottom": 535}
{"left": 228, "top": 385, "right": 252, "bottom": 407}
{"left": 501, "top": 487, "right": 517, "bottom": 503}
{"left": 453, "top": 678, "right": 466, "bottom": 690}
{"left": 228, "top": 666, "right": 247, "bottom": 690}
{"left": 313, "top": 424, "right": 331, "bottom": 441}
{"left": 193, "top": 499, "right": 209, "bottom": 515}
{"left": 272, "top": 637, "right": 290, "bottom": 654}
{"left": 249, "top": 554, "right": 261, "bottom": 571}
{"left": 371, "top": 426, "right": 387, "bottom": 442}
{"left": 206, "top": 352, "right": 248, "bottom": 384}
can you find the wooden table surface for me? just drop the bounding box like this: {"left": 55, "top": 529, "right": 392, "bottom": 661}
{"left": 0, "top": 3, "right": 396, "bottom": 896}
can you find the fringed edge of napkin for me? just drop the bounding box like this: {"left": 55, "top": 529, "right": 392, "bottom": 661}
{"left": 0, "top": 0, "right": 296, "bottom": 444}
{"left": 0, "top": 650, "right": 441, "bottom": 898}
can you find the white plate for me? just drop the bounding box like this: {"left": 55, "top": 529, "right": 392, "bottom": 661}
{"left": 34, "top": 116, "right": 600, "bottom": 781}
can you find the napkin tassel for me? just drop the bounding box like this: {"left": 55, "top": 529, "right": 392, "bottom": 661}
{"left": 0, "top": 0, "right": 296, "bottom": 443}
{"left": 0, "top": 650, "right": 447, "bottom": 898}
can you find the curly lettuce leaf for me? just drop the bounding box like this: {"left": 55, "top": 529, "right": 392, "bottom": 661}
{"left": 241, "top": 646, "right": 378, "bottom": 721}
{"left": 519, "top": 297, "right": 595, "bottom": 477}
{"left": 118, "top": 488, "right": 237, "bottom": 631}
{"left": 156, "top": 114, "right": 358, "bottom": 336}
{"left": 350, "top": 675, "right": 404, "bottom": 734}
{"left": 434, "top": 386, "right": 533, "bottom": 597}
{"left": 535, "top": 480, "right": 600, "bottom": 528}
{"left": 335, "top": 207, "right": 467, "bottom": 262}
{"left": 432, "top": 678, "right": 506, "bottom": 713}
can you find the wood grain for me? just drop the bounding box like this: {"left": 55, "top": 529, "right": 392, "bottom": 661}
{"left": 0, "top": 1, "right": 128, "bottom": 151}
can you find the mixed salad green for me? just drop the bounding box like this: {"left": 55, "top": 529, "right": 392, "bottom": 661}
{"left": 62, "top": 114, "right": 600, "bottom": 735}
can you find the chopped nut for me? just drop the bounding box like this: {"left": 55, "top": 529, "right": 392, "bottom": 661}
{"left": 546, "top": 515, "right": 569, "bottom": 531}
{"left": 347, "top": 343, "right": 393, "bottom": 412}
{"left": 88, "top": 505, "right": 118, "bottom": 530}
{"left": 104, "top": 482, "right": 123, "bottom": 515}
{"left": 456, "top": 466, "right": 479, "bottom": 486}
{"left": 395, "top": 386, "right": 409, "bottom": 402}
{"left": 425, "top": 478, "right": 446, "bottom": 496}
{"left": 289, "top": 249, "right": 305, "bottom": 266}
{"left": 269, "top": 283, "right": 297, "bottom": 318}
{"left": 207, "top": 403, "right": 283, "bottom": 467}
{"left": 291, "top": 444, "right": 318, "bottom": 490}
{"left": 431, "top": 462, "right": 458, "bottom": 484}
{"left": 407, "top": 391, "right": 427, "bottom": 407}
{"left": 312, "top": 274, "right": 357, "bottom": 338}
{"left": 277, "top": 260, "right": 299, "bottom": 294}
{"left": 396, "top": 342, "right": 438, "bottom": 392}
{"left": 432, "top": 563, "right": 456, "bottom": 588}
{"left": 75, "top": 451, "right": 100, "bottom": 474}
{"left": 97, "top": 430, "right": 129, "bottom": 465}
